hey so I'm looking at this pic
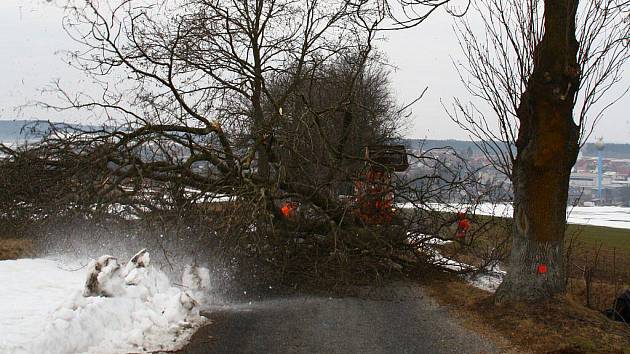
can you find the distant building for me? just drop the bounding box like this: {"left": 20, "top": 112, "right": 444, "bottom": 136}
{"left": 570, "top": 170, "right": 630, "bottom": 206}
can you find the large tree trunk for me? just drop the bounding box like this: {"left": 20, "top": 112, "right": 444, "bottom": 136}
{"left": 496, "top": 0, "right": 581, "bottom": 302}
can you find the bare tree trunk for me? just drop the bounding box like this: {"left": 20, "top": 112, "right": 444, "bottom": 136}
{"left": 496, "top": 0, "right": 581, "bottom": 302}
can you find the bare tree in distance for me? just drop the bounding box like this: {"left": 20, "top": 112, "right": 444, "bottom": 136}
{"left": 449, "top": 0, "right": 629, "bottom": 179}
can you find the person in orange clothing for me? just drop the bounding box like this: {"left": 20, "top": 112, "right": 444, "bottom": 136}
{"left": 455, "top": 211, "right": 470, "bottom": 238}
{"left": 280, "top": 201, "right": 298, "bottom": 218}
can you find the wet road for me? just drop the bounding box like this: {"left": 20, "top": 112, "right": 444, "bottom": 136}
{"left": 180, "top": 284, "right": 504, "bottom": 354}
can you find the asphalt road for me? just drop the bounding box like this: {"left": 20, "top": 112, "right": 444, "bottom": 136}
{"left": 180, "top": 284, "right": 504, "bottom": 354}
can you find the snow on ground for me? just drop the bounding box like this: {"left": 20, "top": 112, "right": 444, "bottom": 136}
{"left": 399, "top": 202, "right": 630, "bottom": 229}
{"left": 0, "top": 251, "right": 210, "bottom": 354}
{"left": 410, "top": 234, "right": 505, "bottom": 292}
{"left": 466, "top": 264, "right": 506, "bottom": 292}
{"left": 430, "top": 248, "right": 505, "bottom": 293}
{"left": 0, "top": 259, "right": 84, "bottom": 352}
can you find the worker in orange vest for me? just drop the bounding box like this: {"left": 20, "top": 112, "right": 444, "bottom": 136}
{"left": 280, "top": 201, "right": 298, "bottom": 218}
{"left": 456, "top": 211, "right": 470, "bottom": 238}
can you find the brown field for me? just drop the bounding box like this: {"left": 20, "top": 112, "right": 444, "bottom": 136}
{"left": 425, "top": 274, "right": 630, "bottom": 354}
{"left": 0, "top": 238, "right": 34, "bottom": 260}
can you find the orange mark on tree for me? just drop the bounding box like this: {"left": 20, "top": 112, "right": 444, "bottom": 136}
{"left": 537, "top": 264, "right": 548, "bottom": 274}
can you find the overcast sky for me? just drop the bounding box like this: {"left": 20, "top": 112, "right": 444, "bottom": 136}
{"left": 1, "top": 0, "right": 629, "bottom": 143}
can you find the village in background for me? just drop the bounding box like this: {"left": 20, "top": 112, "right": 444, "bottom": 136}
{"left": 404, "top": 138, "right": 630, "bottom": 206}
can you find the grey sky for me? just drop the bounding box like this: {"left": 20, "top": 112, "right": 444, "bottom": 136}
{"left": 1, "top": 0, "right": 629, "bottom": 142}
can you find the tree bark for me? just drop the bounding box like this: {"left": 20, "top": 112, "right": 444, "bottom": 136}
{"left": 496, "top": 0, "right": 581, "bottom": 302}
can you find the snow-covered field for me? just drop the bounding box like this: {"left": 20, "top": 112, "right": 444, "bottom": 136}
{"left": 0, "top": 251, "right": 210, "bottom": 354}
{"left": 565, "top": 206, "right": 630, "bottom": 229}
{"left": 400, "top": 202, "right": 630, "bottom": 230}
{"left": 481, "top": 204, "right": 630, "bottom": 229}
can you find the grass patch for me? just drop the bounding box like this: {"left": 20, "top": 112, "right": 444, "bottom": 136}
{"left": 460, "top": 212, "right": 630, "bottom": 252}
{"left": 567, "top": 224, "right": 630, "bottom": 252}
{"left": 427, "top": 209, "right": 630, "bottom": 248}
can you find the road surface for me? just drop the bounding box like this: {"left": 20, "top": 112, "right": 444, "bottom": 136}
{"left": 180, "top": 283, "right": 508, "bottom": 354}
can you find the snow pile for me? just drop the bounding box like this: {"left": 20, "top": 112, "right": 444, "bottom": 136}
{"left": 0, "top": 251, "right": 210, "bottom": 354}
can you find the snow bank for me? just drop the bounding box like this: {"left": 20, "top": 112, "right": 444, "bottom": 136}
{"left": 0, "top": 251, "right": 210, "bottom": 354}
